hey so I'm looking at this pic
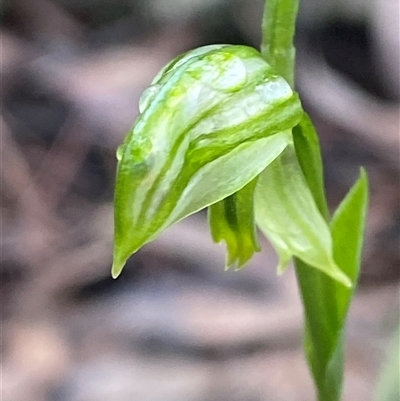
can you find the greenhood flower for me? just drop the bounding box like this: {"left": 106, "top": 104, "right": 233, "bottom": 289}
{"left": 113, "top": 44, "right": 302, "bottom": 277}
{"left": 112, "top": 44, "right": 351, "bottom": 288}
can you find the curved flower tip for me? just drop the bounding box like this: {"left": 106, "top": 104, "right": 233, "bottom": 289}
{"left": 113, "top": 44, "right": 302, "bottom": 276}
{"left": 111, "top": 258, "right": 124, "bottom": 279}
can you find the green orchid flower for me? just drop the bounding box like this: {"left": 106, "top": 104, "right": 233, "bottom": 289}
{"left": 113, "top": 44, "right": 302, "bottom": 277}
{"left": 112, "top": 44, "right": 350, "bottom": 289}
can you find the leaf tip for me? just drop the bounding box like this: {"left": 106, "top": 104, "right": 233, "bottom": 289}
{"left": 359, "top": 168, "right": 369, "bottom": 193}
{"left": 359, "top": 166, "right": 367, "bottom": 178}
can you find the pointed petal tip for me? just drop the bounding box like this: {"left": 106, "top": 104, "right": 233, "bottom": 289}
{"left": 111, "top": 259, "right": 126, "bottom": 279}
{"left": 331, "top": 266, "right": 353, "bottom": 288}
{"left": 234, "top": 262, "right": 246, "bottom": 271}
{"left": 111, "top": 266, "right": 122, "bottom": 279}
{"left": 230, "top": 255, "right": 254, "bottom": 271}
{"left": 224, "top": 264, "right": 233, "bottom": 272}
{"left": 275, "top": 254, "right": 291, "bottom": 276}
{"left": 225, "top": 258, "right": 247, "bottom": 271}
{"left": 276, "top": 259, "right": 290, "bottom": 275}
{"left": 276, "top": 265, "right": 286, "bottom": 276}
{"left": 339, "top": 273, "right": 353, "bottom": 288}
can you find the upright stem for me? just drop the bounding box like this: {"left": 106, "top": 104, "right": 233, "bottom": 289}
{"left": 261, "top": 0, "right": 300, "bottom": 86}
{"left": 260, "top": 2, "right": 345, "bottom": 401}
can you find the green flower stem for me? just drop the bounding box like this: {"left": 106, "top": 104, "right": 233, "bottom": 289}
{"left": 261, "top": 0, "right": 300, "bottom": 86}
{"left": 261, "top": 1, "right": 368, "bottom": 401}
{"left": 112, "top": 2, "right": 368, "bottom": 399}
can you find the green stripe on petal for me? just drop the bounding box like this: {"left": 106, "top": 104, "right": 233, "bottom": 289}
{"left": 113, "top": 45, "right": 302, "bottom": 277}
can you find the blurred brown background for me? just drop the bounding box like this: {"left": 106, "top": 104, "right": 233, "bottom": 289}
{"left": 1, "top": 1, "right": 399, "bottom": 400}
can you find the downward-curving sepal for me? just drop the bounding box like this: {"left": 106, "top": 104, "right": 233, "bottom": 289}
{"left": 113, "top": 45, "right": 302, "bottom": 277}
{"left": 208, "top": 178, "right": 261, "bottom": 269}
{"left": 255, "top": 139, "right": 352, "bottom": 287}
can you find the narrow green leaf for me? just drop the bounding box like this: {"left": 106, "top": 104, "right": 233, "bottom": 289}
{"left": 296, "top": 170, "right": 369, "bottom": 401}
{"left": 208, "top": 178, "right": 261, "bottom": 268}
{"left": 260, "top": 1, "right": 369, "bottom": 400}
{"left": 330, "top": 168, "right": 369, "bottom": 319}
{"left": 293, "top": 113, "right": 329, "bottom": 220}
{"left": 255, "top": 141, "right": 351, "bottom": 287}
{"left": 113, "top": 45, "right": 302, "bottom": 277}
{"left": 295, "top": 261, "right": 342, "bottom": 400}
